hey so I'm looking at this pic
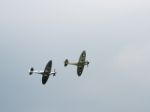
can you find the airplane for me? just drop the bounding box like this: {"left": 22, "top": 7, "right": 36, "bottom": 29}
{"left": 29, "top": 60, "right": 56, "bottom": 85}
{"left": 64, "top": 50, "right": 89, "bottom": 76}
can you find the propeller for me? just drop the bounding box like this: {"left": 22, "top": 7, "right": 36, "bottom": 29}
{"left": 87, "top": 61, "right": 89, "bottom": 67}
{"left": 53, "top": 69, "right": 56, "bottom": 76}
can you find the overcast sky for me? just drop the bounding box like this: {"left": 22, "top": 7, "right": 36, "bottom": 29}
{"left": 0, "top": 0, "right": 150, "bottom": 112}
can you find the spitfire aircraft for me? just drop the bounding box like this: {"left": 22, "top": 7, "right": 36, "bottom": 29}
{"left": 29, "top": 60, "right": 56, "bottom": 85}
{"left": 64, "top": 50, "right": 89, "bottom": 76}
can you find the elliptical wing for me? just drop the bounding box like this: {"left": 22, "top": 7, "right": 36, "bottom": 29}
{"left": 77, "top": 51, "right": 86, "bottom": 76}
{"left": 44, "top": 60, "right": 52, "bottom": 74}
{"left": 42, "top": 75, "right": 50, "bottom": 84}
{"left": 41, "top": 60, "right": 52, "bottom": 84}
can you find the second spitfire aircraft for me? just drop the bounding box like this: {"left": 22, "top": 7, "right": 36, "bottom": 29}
{"left": 64, "top": 50, "right": 89, "bottom": 76}
{"left": 29, "top": 60, "right": 56, "bottom": 85}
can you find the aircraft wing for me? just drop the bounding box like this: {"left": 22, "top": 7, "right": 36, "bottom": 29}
{"left": 44, "top": 60, "right": 52, "bottom": 74}
{"left": 42, "top": 75, "right": 49, "bottom": 84}
{"left": 77, "top": 51, "right": 86, "bottom": 76}
{"left": 77, "top": 66, "right": 84, "bottom": 76}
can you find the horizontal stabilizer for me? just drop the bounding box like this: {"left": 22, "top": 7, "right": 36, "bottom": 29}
{"left": 29, "top": 67, "right": 34, "bottom": 75}
{"left": 64, "top": 59, "right": 69, "bottom": 67}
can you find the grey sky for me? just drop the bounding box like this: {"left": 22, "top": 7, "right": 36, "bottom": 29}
{"left": 0, "top": 0, "right": 150, "bottom": 112}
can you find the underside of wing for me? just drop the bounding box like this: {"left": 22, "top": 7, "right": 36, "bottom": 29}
{"left": 44, "top": 60, "right": 52, "bottom": 74}
{"left": 42, "top": 75, "right": 49, "bottom": 84}
{"left": 79, "top": 51, "right": 86, "bottom": 63}
{"left": 77, "top": 66, "right": 84, "bottom": 76}
{"left": 77, "top": 51, "right": 86, "bottom": 76}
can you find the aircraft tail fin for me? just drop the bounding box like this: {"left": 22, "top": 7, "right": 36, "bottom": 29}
{"left": 29, "top": 67, "right": 34, "bottom": 75}
{"left": 64, "top": 59, "right": 69, "bottom": 67}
